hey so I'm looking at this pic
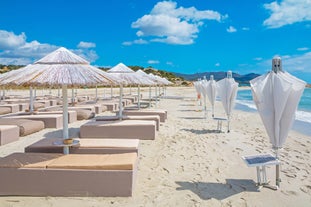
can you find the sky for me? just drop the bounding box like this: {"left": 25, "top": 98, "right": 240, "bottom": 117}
{"left": 0, "top": 0, "right": 311, "bottom": 82}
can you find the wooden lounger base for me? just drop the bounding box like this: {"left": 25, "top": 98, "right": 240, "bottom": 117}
{"left": 0, "top": 152, "right": 138, "bottom": 197}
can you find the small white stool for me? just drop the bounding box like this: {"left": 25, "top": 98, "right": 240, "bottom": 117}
{"left": 242, "top": 154, "right": 280, "bottom": 188}
{"left": 213, "top": 117, "right": 227, "bottom": 132}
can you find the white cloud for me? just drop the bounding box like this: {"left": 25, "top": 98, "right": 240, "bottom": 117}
{"left": 281, "top": 52, "right": 311, "bottom": 72}
{"left": 0, "top": 30, "right": 99, "bottom": 65}
{"left": 0, "top": 30, "right": 26, "bottom": 50}
{"left": 215, "top": 62, "right": 220, "bottom": 67}
{"left": 242, "top": 27, "right": 250, "bottom": 31}
{"left": 77, "top": 41, "right": 96, "bottom": 49}
{"left": 147, "top": 60, "right": 160, "bottom": 64}
{"left": 263, "top": 0, "right": 311, "bottom": 28}
{"left": 122, "top": 38, "right": 148, "bottom": 46}
{"left": 254, "top": 57, "right": 263, "bottom": 61}
{"left": 226, "top": 26, "right": 237, "bottom": 33}
{"left": 131, "top": 1, "right": 227, "bottom": 45}
{"left": 297, "top": 47, "right": 309, "bottom": 51}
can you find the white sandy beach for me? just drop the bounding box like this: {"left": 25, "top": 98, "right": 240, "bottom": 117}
{"left": 0, "top": 86, "right": 310, "bottom": 207}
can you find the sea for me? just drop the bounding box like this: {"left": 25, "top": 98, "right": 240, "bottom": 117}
{"left": 235, "top": 88, "right": 311, "bottom": 136}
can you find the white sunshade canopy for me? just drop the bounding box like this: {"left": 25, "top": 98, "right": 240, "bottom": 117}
{"left": 250, "top": 71, "right": 306, "bottom": 148}
{"left": 206, "top": 76, "right": 217, "bottom": 117}
{"left": 216, "top": 73, "right": 239, "bottom": 117}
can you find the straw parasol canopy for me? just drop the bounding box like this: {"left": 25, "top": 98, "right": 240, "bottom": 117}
{"left": 0, "top": 47, "right": 116, "bottom": 87}
{"left": 108, "top": 63, "right": 149, "bottom": 117}
{"left": 0, "top": 47, "right": 117, "bottom": 154}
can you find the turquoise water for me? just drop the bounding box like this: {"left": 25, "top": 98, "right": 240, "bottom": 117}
{"left": 235, "top": 88, "right": 311, "bottom": 136}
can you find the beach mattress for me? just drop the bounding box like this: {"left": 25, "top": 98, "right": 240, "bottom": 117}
{"left": 0, "top": 152, "right": 138, "bottom": 196}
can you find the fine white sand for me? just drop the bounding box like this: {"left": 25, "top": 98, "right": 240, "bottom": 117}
{"left": 0, "top": 86, "right": 310, "bottom": 207}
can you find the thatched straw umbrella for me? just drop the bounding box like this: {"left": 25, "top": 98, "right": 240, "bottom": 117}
{"left": 107, "top": 63, "right": 148, "bottom": 118}
{"left": 0, "top": 47, "right": 117, "bottom": 154}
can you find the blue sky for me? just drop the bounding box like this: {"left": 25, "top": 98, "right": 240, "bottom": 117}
{"left": 1, "top": 0, "right": 311, "bottom": 82}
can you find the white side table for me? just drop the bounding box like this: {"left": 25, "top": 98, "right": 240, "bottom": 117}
{"left": 53, "top": 139, "right": 80, "bottom": 154}
{"left": 242, "top": 154, "right": 280, "bottom": 188}
{"left": 213, "top": 117, "right": 227, "bottom": 132}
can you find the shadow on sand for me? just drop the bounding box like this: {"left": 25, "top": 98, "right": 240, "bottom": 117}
{"left": 43, "top": 127, "right": 80, "bottom": 139}
{"left": 178, "top": 110, "right": 202, "bottom": 112}
{"left": 179, "top": 116, "right": 207, "bottom": 120}
{"left": 181, "top": 128, "right": 221, "bottom": 134}
{"left": 176, "top": 179, "right": 258, "bottom": 200}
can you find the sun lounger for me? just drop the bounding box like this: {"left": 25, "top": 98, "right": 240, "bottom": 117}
{"left": 25, "top": 138, "right": 139, "bottom": 154}
{"left": 0, "top": 107, "right": 11, "bottom": 115}
{"left": 121, "top": 109, "right": 167, "bottom": 122}
{"left": 0, "top": 104, "right": 19, "bottom": 113}
{"left": 101, "top": 102, "right": 119, "bottom": 111}
{"left": 76, "top": 104, "right": 103, "bottom": 114}
{"left": 5, "top": 114, "right": 63, "bottom": 128}
{"left": 28, "top": 111, "right": 77, "bottom": 123}
{"left": 69, "top": 106, "right": 96, "bottom": 113}
{"left": 80, "top": 120, "right": 156, "bottom": 140}
{"left": 0, "top": 152, "right": 138, "bottom": 196}
{"left": 0, "top": 125, "right": 19, "bottom": 145}
{"left": 0, "top": 118, "right": 44, "bottom": 136}
{"left": 44, "top": 107, "right": 95, "bottom": 120}
{"left": 96, "top": 115, "right": 160, "bottom": 131}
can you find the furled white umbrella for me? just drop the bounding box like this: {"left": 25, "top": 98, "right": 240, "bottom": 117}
{"left": 0, "top": 47, "right": 117, "bottom": 154}
{"left": 216, "top": 71, "right": 239, "bottom": 132}
{"left": 206, "top": 75, "right": 217, "bottom": 117}
{"left": 198, "top": 77, "right": 208, "bottom": 116}
{"left": 250, "top": 57, "right": 306, "bottom": 188}
{"left": 193, "top": 79, "right": 203, "bottom": 106}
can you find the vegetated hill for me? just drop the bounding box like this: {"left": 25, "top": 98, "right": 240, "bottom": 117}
{"left": 173, "top": 71, "right": 260, "bottom": 85}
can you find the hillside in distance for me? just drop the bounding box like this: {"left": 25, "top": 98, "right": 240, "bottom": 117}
{"left": 173, "top": 71, "right": 260, "bottom": 85}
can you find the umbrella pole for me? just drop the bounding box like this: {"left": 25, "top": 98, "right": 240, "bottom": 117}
{"left": 62, "top": 85, "right": 69, "bottom": 155}
{"left": 95, "top": 85, "right": 98, "bottom": 102}
{"left": 204, "top": 95, "right": 207, "bottom": 119}
{"left": 58, "top": 87, "right": 60, "bottom": 97}
{"left": 138, "top": 85, "right": 141, "bottom": 110}
{"left": 118, "top": 84, "right": 123, "bottom": 119}
{"left": 149, "top": 86, "right": 151, "bottom": 108}
{"left": 275, "top": 148, "right": 281, "bottom": 188}
{"left": 227, "top": 115, "right": 230, "bottom": 133}
{"left": 1, "top": 88, "right": 5, "bottom": 101}
{"left": 111, "top": 85, "right": 113, "bottom": 99}
{"left": 29, "top": 87, "right": 34, "bottom": 113}
{"left": 155, "top": 85, "right": 157, "bottom": 107}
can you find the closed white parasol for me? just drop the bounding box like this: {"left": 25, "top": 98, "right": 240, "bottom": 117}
{"left": 216, "top": 71, "right": 239, "bottom": 132}
{"left": 250, "top": 57, "right": 306, "bottom": 188}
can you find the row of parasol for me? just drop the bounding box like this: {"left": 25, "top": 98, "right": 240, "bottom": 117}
{"left": 193, "top": 57, "right": 306, "bottom": 188}
{"left": 0, "top": 47, "right": 172, "bottom": 154}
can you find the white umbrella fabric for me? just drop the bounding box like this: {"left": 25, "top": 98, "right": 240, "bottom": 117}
{"left": 206, "top": 75, "right": 217, "bottom": 117}
{"left": 216, "top": 71, "right": 239, "bottom": 132}
{"left": 250, "top": 57, "right": 306, "bottom": 187}
{"left": 0, "top": 47, "right": 116, "bottom": 154}
{"left": 198, "top": 77, "right": 208, "bottom": 115}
